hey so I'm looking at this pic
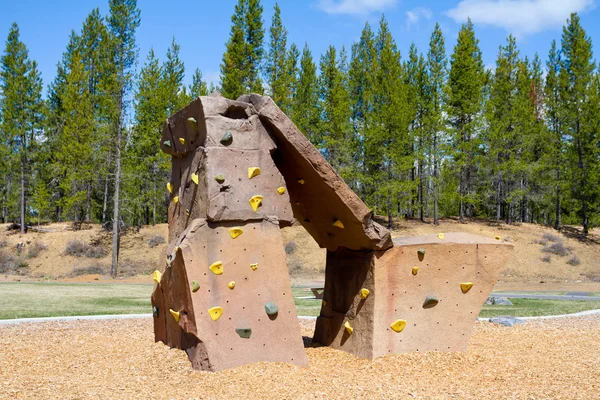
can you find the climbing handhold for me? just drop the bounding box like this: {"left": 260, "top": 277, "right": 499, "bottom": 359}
{"left": 166, "top": 182, "right": 173, "bottom": 194}
{"left": 249, "top": 195, "right": 263, "bottom": 212}
{"left": 460, "top": 282, "right": 474, "bottom": 293}
{"left": 322, "top": 300, "right": 327, "bottom": 306}
{"left": 229, "top": 228, "right": 243, "bottom": 239}
{"left": 250, "top": 263, "right": 258, "bottom": 271}
{"left": 169, "top": 309, "right": 180, "bottom": 323}
{"left": 390, "top": 319, "right": 407, "bottom": 333}
{"left": 277, "top": 187, "right": 286, "bottom": 195}
{"left": 332, "top": 220, "right": 344, "bottom": 229}
{"left": 152, "top": 306, "right": 159, "bottom": 318}
{"left": 187, "top": 117, "right": 197, "bottom": 130}
{"left": 220, "top": 131, "right": 233, "bottom": 145}
{"left": 152, "top": 270, "right": 162, "bottom": 284}
{"left": 412, "top": 267, "right": 419, "bottom": 275}
{"left": 438, "top": 233, "right": 444, "bottom": 239}
{"left": 297, "top": 179, "right": 305, "bottom": 184}
{"left": 418, "top": 248, "right": 426, "bottom": 255}
{"left": 209, "top": 261, "right": 223, "bottom": 275}
{"left": 186, "top": 209, "right": 190, "bottom": 216}
{"left": 228, "top": 281, "right": 236, "bottom": 290}
{"left": 248, "top": 167, "right": 261, "bottom": 179}
{"left": 191, "top": 173, "right": 199, "bottom": 185}
{"left": 191, "top": 280, "right": 200, "bottom": 293}
{"left": 344, "top": 321, "right": 353, "bottom": 335}
{"left": 423, "top": 296, "right": 439, "bottom": 309}
{"left": 495, "top": 236, "right": 501, "bottom": 240}
{"left": 235, "top": 328, "right": 252, "bottom": 339}
{"left": 174, "top": 246, "right": 180, "bottom": 253}
{"left": 264, "top": 302, "right": 278, "bottom": 316}
{"left": 179, "top": 137, "right": 185, "bottom": 145}
{"left": 173, "top": 195, "right": 179, "bottom": 204}
{"left": 208, "top": 306, "right": 223, "bottom": 321}
{"left": 163, "top": 140, "right": 172, "bottom": 147}
{"left": 360, "top": 288, "right": 370, "bottom": 299}
{"left": 215, "top": 174, "right": 225, "bottom": 184}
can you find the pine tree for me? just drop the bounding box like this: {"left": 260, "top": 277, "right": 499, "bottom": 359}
{"left": 266, "top": 3, "right": 291, "bottom": 109}
{"left": 189, "top": 68, "right": 208, "bottom": 98}
{"left": 162, "top": 38, "right": 186, "bottom": 115}
{"left": 291, "top": 43, "right": 320, "bottom": 144}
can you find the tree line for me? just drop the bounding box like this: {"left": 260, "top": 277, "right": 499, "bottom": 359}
{"left": 0, "top": 0, "right": 599, "bottom": 275}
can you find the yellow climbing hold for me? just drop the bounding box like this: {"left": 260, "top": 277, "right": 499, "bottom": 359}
{"left": 191, "top": 173, "right": 199, "bottom": 185}
{"left": 152, "top": 270, "right": 162, "bottom": 284}
{"left": 229, "top": 228, "right": 243, "bottom": 239}
{"left": 169, "top": 309, "right": 180, "bottom": 323}
{"left": 186, "top": 209, "right": 190, "bottom": 216}
{"left": 438, "top": 233, "right": 444, "bottom": 239}
{"left": 166, "top": 182, "right": 173, "bottom": 194}
{"left": 322, "top": 300, "right": 327, "bottom": 306}
{"left": 209, "top": 261, "right": 223, "bottom": 275}
{"left": 298, "top": 179, "right": 305, "bottom": 184}
{"left": 390, "top": 319, "right": 407, "bottom": 333}
{"left": 332, "top": 220, "right": 344, "bottom": 229}
{"left": 228, "top": 281, "right": 236, "bottom": 290}
{"left": 277, "top": 187, "right": 286, "bottom": 195}
{"left": 495, "top": 236, "right": 501, "bottom": 240}
{"left": 360, "top": 288, "right": 370, "bottom": 299}
{"left": 412, "top": 267, "right": 419, "bottom": 276}
{"left": 173, "top": 195, "right": 179, "bottom": 204}
{"left": 249, "top": 195, "right": 263, "bottom": 212}
{"left": 179, "top": 137, "right": 185, "bottom": 145}
{"left": 344, "top": 321, "right": 353, "bottom": 335}
{"left": 250, "top": 263, "right": 258, "bottom": 271}
{"left": 460, "top": 282, "right": 474, "bottom": 293}
{"left": 208, "top": 306, "right": 223, "bottom": 321}
{"left": 174, "top": 246, "right": 180, "bottom": 253}
{"left": 248, "top": 167, "right": 261, "bottom": 179}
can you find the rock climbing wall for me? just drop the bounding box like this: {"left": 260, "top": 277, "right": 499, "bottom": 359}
{"left": 314, "top": 233, "right": 513, "bottom": 358}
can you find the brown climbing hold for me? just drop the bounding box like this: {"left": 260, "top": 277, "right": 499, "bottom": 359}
{"left": 169, "top": 309, "right": 180, "bottom": 323}
{"left": 460, "top": 282, "right": 473, "bottom": 293}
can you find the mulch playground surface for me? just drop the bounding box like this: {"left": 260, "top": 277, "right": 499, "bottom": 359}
{"left": 0, "top": 316, "right": 598, "bottom": 399}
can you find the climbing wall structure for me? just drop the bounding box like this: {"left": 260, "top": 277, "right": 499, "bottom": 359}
{"left": 152, "top": 93, "right": 512, "bottom": 371}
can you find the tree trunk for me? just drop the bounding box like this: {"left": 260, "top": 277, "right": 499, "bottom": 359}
{"left": 153, "top": 161, "right": 157, "bottom": 226}
{"left": 20, "top": 133, "right": 26, "bottom": 233}
{"left": 85, "top": 181, "right": 92, "bottom": 222}
{"left": 433, "top": 132, "right": 439, "bottom": 225}
{"left": 111, "top": 84, "right": 124, "bottom": 278}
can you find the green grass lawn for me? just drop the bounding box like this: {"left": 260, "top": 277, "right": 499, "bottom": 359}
{"left": 0, "top": 283, "right": 597, "bottom": 320}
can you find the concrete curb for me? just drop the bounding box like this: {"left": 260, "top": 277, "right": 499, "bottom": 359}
{"left": 477, "top": 308, "right": 600, "bottom": 322}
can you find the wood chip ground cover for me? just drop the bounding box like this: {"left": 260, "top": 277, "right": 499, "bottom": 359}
{"left": 0, "top": 316, "right": 598, "bottom": 399}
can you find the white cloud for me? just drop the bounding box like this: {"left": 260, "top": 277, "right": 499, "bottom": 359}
{"left": 317, "top": 0, "right": 399, "bottom": 15}
{"left": 406, "top": 7, "right": 433, "bottom": 27}
{"left": 445, "top": 0, "right": 595, "bottom": 35}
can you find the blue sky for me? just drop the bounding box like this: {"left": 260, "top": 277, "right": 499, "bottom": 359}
{"left": 1, "top": 0, "right": 598, "bottom": 93}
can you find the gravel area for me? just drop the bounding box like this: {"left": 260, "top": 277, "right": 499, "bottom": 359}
{"left": 0, "top": 317, "right": 598, "bottom": 399}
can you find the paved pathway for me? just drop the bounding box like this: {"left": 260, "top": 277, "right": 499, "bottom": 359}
{"left": 491, "top": 293, "right": 600, "bottom": 301}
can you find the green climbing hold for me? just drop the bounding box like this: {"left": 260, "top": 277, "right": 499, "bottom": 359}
{"left": 163, "top": 140, "right": 172, "bottom": 148}
{"left": 235, "top": 328, "right": 252, "bottom": 339}
{"left": 191, "top": 280, "right": 200, "bottom": 293}
{"left": 220, "top": 131, "right": 233, "bottom": 146}
{"left": 418, "top": 248, "right": 426, "bottom": 255}
{"left": 422, "top": 296, "right": 439, "bottom": 309}
{"left": 152, "top": 306, "right": 159, "bottom": 317}
{"left": 264, "top": 302, "right": 279, "bottom": 316}
{"left": 215, "top": 174, "right": 225, "bottom": 184}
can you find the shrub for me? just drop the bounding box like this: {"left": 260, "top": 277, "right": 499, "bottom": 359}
{"left": 148, "top": 235, "right": 165, "bottom": 248}
{"left": 542, "top": 233, "right": 561, "bottom": 242}
{"left": 540, "top": 254, "right": 551, "bottom": 263}
{"left": 71, "top": 264, "right": 107, "bottom": 276}
{"left": 65, "top": 240, "right": 105, "bottom": 258}
{"left": 85, "top": 245, "right": 105, "bottom": 259}
{"left": 542, "top": 241, "right": 570, "bottom": 257}
{"left": 26, "top": 242, "right": 48, "bottom": 258}
{"left": 567, "top": 255, "right": 581, "bottom": 266}
{"left": 119, "top": 259, "right": 153, "bottom": 276}
{"left": 0, "top": 250, "right": 28, "bottom": 273}
{"left": 0, "top": 239, "right": 7, "bottom": 248}
{"left": 285, "top": 241, "right": 297, "bottom": 255}
{"left": 534, "top": 239, "right": 548, "bottom": 245}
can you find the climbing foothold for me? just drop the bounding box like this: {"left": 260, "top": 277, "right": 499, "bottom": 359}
{"left": 322, "top": 300, "right": 327, "bottom": 306}
{"left": 297, "top": 179, "right": 305, "bottom": 184}
{"left": 332, "top": 220, "right": 344, "bottom": 229}
{"left": 191, "top": 173, "right": 199, "bottom": 185}
{"left": 152, "top": 306, "right": 159, "bottom": 318}
{"left": 460, "top": 282, "right": 474, "bottom": 293}
{"left": 166, "top": 182, "right": 173, "bottom": 194}
{"left": 264, "top": 302, "right": 278, "bottom": 316}
{"left": 412, "top": 267, "right": 419, "bottom": 276}
{"left": 235, "top": 328, "right": 252, "bottom": 339}
{"left": 220, "top": 131, "right": 233, "bottom": 145}
{"left": 390, "top": 319, "right": 407, "bottom": 333}
{"left": 178, "top": 137, "right": 185, "bottom": 145}
{"left": 423, "top": 296, "right": 439, "bottom": 309}
{"left": 163, "top": 140, "right": 172, "bottom": 148}
{"left": 169, "top": 309, "right": 180, "bottom": 323}
{"left": 229, "top": 228, "right": 243, "bottom": 239}
{"left": 173, "top": 195, "right": 179, "bottom": 204}
{"left": 495, "top": 236, "right": 501, "bottom": 240}
{"left": 438, "top": 233, "right": 444, "bottom": 239}
{"left": 152, "top": 270, "right": 162, "bottom": 284}
{"left": 277, "top": 187, "right": 286, "bottom": 195}
{"left": 174, "top": 246, "right": 180, "bottom": 253}
{"left": 228, "top": 281, "right": 236, "bottom": 290}
{"left": 418, "top": 248, "right": 426, "bottom": 255}
{"left": 209, "top": 261, "right": 223, "bottom": 275}
{"left": 248, "top": 167, "right": 261, "bottom": 179}
{"left": 187, "top": 117, "right": 197, "bottom": 130}
{"left": 360, "top": 288, "right": 370, "bottom": 299}
{"left": 250, "top": 263, "right": 258, "bottom": 271}
{"left": 186, "top": 209, "right": 190, "bottom": 216}
{"left": 249, "top": 195, "right": 263, "bottom": 212}
{"left": 215, "top": 174, "right": 225, "bottom": 184}
{"left": 344, "top": 321, "right": 353, "bottom": 335}
{"left": 208, "top": 306, "right": 223, "bottom": 321}
{"left": 191, "top": 280, "right": 200, "bottom": 293}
